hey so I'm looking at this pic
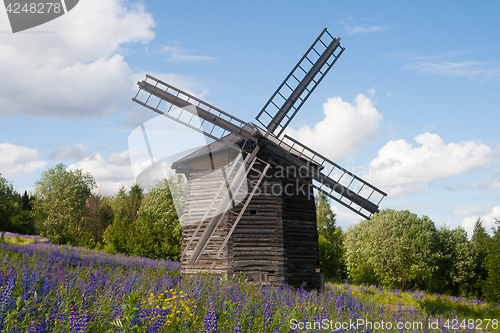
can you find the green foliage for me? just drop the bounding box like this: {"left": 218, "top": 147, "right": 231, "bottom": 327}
{"left": 343, "top": 219, "right": 379, "bottom": 285}
{"left": 80, "top": 194, "right": 114, "bottom": 248}
{"left": 33, "top": 163, "right": 96, "bottom": 244}
{"left": 103, "top": 215, "right": 132, "bottom": 254}
{"left": 470, "top": 218, "right": 491, "bottom": 298}
{"left": 0, "top": 174, "right": 36, "bottom": 234}
{"left": 315, "top": 192, "right": 345, "bottom": 278}
{"left": 483, "top": 219, "right": 500, "bottom": 302}
{"left": 433, "top": 226, "right": 476, "bottom": 296}
{"left": 0, "top": 174, "right": 20, "bottom": 231}
{"left": 104, "top": 177, "right": 184, "bottom": 261}
{"left": 345, "top": 209, "right": 440, "bottom": 290}
{"left": 112, "top": 184, "right": 143, "bottom": 222}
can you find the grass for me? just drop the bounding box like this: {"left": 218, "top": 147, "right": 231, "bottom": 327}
{"left": 1, "top": 232, "right": 499, "bottom": 332}
{"left": 2, "top": 236, "right": 34, "bottom": 245}
{"left": 330, "top": 281, "right": 500, "bottom": 333}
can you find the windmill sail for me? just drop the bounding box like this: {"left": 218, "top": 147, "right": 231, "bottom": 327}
{"left": 133, "top": 75, "right": 256, "bottom": 144}
{"left": 276, "top": 135, "right": 386, "bottom": 219}
{"left": 255, "top": 28, "right": 345, "bottom": 138}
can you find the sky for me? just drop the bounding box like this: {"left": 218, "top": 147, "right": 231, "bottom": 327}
{"left": 1, "top": 0, "right": 499, "bottom": 235}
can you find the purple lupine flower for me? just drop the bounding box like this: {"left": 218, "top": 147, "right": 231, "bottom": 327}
{"left": 262, "top": 299, "right": 273, "bottom": 327}
{"left": 0, "top": 268, "right": 16, "bottom": 329}
{"left": 203, "top": 308, "right": 220, "bottom": 333}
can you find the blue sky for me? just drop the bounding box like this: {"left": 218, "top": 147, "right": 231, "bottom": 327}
{"left": 1, "top": 0, "right": 499, "bottom": 234}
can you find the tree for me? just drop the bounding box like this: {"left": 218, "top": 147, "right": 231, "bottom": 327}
{"left": 104, "top": 176, "right": 185, "bottom": 261}
{"left": 345, "top": 209, "right": 440, "bottom": 290}
{"left": 111, "top": 184, "right": 143, "bottom": 222}
{"left": 0, "top": 174, "right": 19, "bottom": 231}
{"left": 470, "top": 218, "right": 491, "bottom": 298}
{"left": 81, "top": 194, "right": 114, "bottom": 247}
{"left": 434, "top": 226, "right": 476, "bottom": 296}
{"left": 483, "top": 219, "right": 500, "bottom": 302}
{"left": 315, "top": 192, "right": 345, "bottom": 278}
{"left": 33, "top": 164, "right": 96, "bottom": 244}
{"left": 344, "top": 218, "right": 379, "bottom": 285}
{"left": 20, "top": 191, "right": 34, "bottom": 211}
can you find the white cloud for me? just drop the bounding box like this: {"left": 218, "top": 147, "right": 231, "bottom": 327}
{"left": 286, "top": 93, "right": 382, "bottom": 160}
{"left": 67, "top": 148, "right": 185, "bottom": 195}
{"left": 408, "top": 61, "right": 500, "bottom": 81}
{"left": 161, "top": 45, "right": 215, "bottom": 62}
{"left": 50, "top": 144, "right": 88, "bottom": 161}
{"left": 0, "top": 0, "right": 155, "bottom": 119}
{"left": 331, "top": 205, "right": 363, "bottom": 230}
{"left": 453, "top": 204, "right": 481, "bottom": 216}
{"left": 0, "top": 143, "right": 47, "bottom": 178}
{"left": 345, "top": 25, "right": 387, "bottom": 35}
{"left": 68, "top": 151, "right": 135, "bottom": 195}
{"left": 366, "top": 133, "right": 500, "bottom": 196}
{"left": 391, "top": 50, "right": 500, "bottom": 82}
{"left": 476, "top": 172, "right": 500, "bottom": 189}
{"left": 462, "top": 206, "right": 500, "bottom": 237}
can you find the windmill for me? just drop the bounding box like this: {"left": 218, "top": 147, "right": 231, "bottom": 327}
{"left": 132, "top": 28, "right": 386, "bottom": 289}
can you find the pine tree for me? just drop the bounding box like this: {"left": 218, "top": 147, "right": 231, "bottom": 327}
{"left": 483, "top": 219, "right": 500, "bottom": 302}
{"left": 471, "top": 218, "right": 490, "bottom": 298}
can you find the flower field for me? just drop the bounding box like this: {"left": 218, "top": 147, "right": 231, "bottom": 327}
{"left": 0, "top": 235, "right": 499, "bottom": 332}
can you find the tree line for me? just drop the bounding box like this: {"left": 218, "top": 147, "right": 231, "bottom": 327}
{"left": 1, "top": 164, "right": 499, "bottom": 303}
{"left": 0, "top": 164, "right": 183, "bottom": 260}
{"left": 317, "top": 194, "right": 500, "bottom": 303}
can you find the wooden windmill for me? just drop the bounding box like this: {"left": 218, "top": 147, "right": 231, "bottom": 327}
{"left": 132, "top": 28, "right": 386, "bottom": 289}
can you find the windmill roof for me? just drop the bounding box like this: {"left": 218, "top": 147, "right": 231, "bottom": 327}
{"left": 171, "top": 123, "right": 260, "bottom": 169}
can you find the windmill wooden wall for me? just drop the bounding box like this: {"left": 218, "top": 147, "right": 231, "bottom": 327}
{"left": 178, "top": 152, "right": 321, "bottom": 289}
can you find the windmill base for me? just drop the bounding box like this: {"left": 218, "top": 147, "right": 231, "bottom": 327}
{"left": 181, "top": 171, "right": 321, "bottom": 290}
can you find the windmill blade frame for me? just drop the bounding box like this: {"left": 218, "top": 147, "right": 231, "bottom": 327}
{"left": 276, "top": 134, "right": 387, "bottom": 219}
{"left": 256, "top": 28, "right": 345, "bottom": 138}
{"left": 133, "top": 75, "right": 257, "bottom": 144}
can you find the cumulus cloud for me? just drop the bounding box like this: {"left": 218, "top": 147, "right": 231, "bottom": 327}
{"left": 0, "top": 0, "right": 155, "bottom": 119}
{"left": 462, "top": 206, "right": 500, "bottom": 237}
{"left": 366, "top": 133, "right": 500, "bottom": 196}
{"left": 0, "top": 143, "right": 47, "bottom": 178}
{"left": 67, "top": 147, "right": 185, "bottom": 195}
{"left": 68, "top": 151, "right": 135, "bottom": 195}
{"left": 286, "top": 93, "right": 382, "bottom": 160}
